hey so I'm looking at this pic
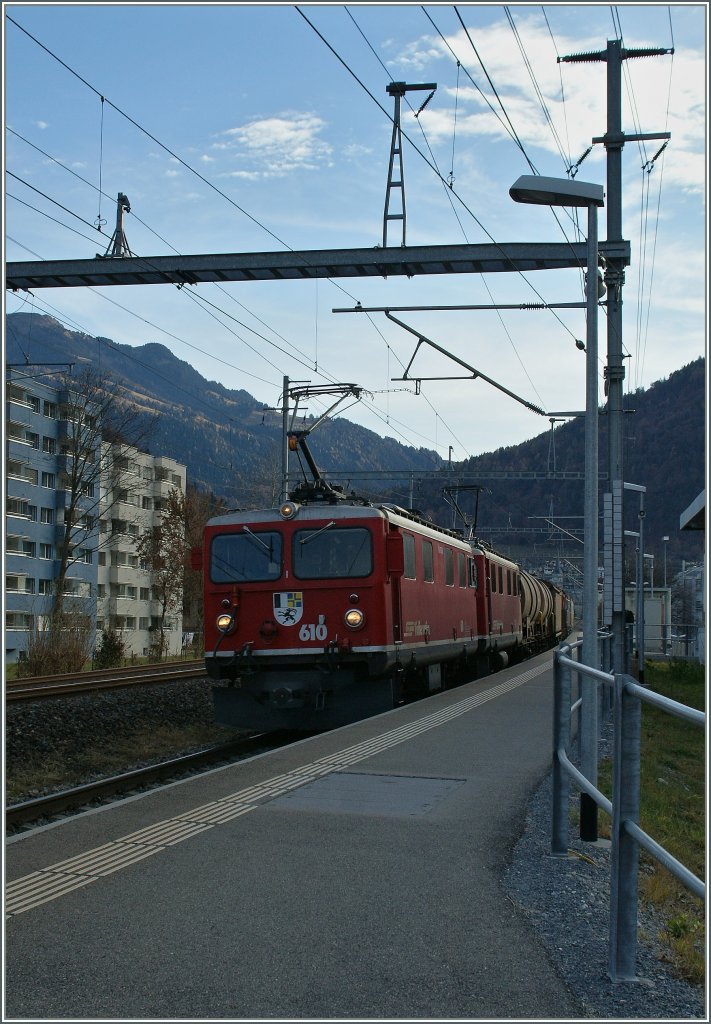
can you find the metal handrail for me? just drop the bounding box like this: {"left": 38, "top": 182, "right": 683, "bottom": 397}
{"left": 552, "top": 641, "right": 705, "bottom": 982}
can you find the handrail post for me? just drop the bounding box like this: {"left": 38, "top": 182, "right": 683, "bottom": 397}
{"left": 609, "top": 672, "right": 641, "bottom": 980}
{"left": 552, "top": 645, "right": 572, "bottom": 856}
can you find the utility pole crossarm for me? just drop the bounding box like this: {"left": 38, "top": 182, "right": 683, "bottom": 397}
{"left": 558, "top": 46, "right": 673, "bottom": 63}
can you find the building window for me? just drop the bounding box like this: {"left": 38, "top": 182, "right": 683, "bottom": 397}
{"left": 97, "top": 584, "right": 106, "bottom": 598}
{"left": 41, "top": 507, "right": 54, "bottom": 524}
{"left": 142, "top": 497, "right": 152, "bottom": 511}
{"left": 42, "top": 436, "right": 57, "bottom": 454}
{"left": 139, "top": 617, "right": 150, "bottom": 630}
{"left": 140, "top": 587, "right": 150, "bottom": 601}
{"left": 98, "top": 552, "right": 106, "bottom": 566}
{"left": 43, "top": 400, "right": 58, "bottom": 418}
{"left": 38, "top": 579, "right": 52, "bottom": 595}
{"left": 125, "top": 617, "right": 136, "bottom": 630}
{"left": 41, "top": 471, "right": 56, "bottom": 488}
{"left": 40, "top": 543, "right": 53, "bottom": 559}
{"left": 6, "top": 612, "right": 34, "bottom": 631}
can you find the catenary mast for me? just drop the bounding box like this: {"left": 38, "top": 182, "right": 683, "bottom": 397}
{"left": 559, "top": 39, "right": 672, "bottom": 678}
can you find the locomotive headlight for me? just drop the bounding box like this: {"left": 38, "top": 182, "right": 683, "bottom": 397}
{"left": 216, "top": 612, "right": 236, "bottom": 634}
{"left": 344, "top": 608, "right": 365, "bottom": 630}
{"left": 279, "top": 500, "right": 299, "bottom": 520}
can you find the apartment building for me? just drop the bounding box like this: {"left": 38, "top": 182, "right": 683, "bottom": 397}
{"left": 96, "top": 448, "right": 187, "bottom": 658}
{"left": 5, "top": 368, "right": 186, "bottom": 664}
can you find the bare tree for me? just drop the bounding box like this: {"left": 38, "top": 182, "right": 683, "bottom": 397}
{"left": 51, "top": 367, "right": 154, "bottom": 626}
{"left": 137, "top": 487, "right": 186, "bottom": 660}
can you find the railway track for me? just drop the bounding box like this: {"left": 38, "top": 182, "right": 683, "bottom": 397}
{"left": 5, "top": 659, "right": 207, "bottom": 702}
{"left": 6, "top": 731, "right": 300, "bottom": 831}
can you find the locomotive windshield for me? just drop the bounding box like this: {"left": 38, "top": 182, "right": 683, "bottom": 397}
{"left": 210, "top": 530, "right": 282, "bottom": 582}
{"left": 293, "top": 526, "right": 372, "bottom": 579}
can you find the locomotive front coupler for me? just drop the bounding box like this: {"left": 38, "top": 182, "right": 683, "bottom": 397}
{"left": 210, "top": 636, "right": 255, "bottom": 684}
{"left": 322, "top": 637, "right": 344, "bottom": 674}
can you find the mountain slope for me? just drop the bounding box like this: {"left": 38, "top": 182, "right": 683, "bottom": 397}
{"left": 6, "top": 311, "right": 442, "bottom": 507}
{"left": 6, "top": 312, "right": 704, "bottom": 570}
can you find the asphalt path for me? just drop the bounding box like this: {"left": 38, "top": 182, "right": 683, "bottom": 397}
{"left": 5, "top": 652, "right": 585, "bottom": 1019}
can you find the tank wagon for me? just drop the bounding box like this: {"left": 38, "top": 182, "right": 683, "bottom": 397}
{"left": 195, "top": 492, "right": 572, "bottom": 731}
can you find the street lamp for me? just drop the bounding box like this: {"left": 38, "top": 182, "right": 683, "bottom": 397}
{"left": 510, "top": 174, "right": 604, "bottom": 843}
{"left": 662, "top": 535, "right": 670, "bottom": 587}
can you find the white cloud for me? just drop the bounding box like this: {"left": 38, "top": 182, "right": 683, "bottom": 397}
{"left": 33, "top": 120, "right": 48, "bottom": 130}
{"left": 217, "top": 112, "right": 333, "bottom": 178}
{"left": 391, "top": 18, "right": 704, "bottom": 197}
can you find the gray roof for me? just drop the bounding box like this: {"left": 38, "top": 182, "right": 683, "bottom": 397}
{"left": 680, "top": 490, "right": 705, "bottom": 531}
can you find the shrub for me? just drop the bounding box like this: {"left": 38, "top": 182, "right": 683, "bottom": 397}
{"left": 19, "top": 612, "right": 93, "bottom": 677}
{"left": 94, "top": 628, "right": 128, "bottom": 669}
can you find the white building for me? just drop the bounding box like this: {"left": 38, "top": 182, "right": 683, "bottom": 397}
{"left": 5, "top": 367, "right": 187, "bottom": 665}
{"left": 96, "top": 448, "right": 187, "bottom": 659}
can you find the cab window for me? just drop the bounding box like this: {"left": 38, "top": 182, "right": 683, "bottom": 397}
{"left": 211, "top": 530, "right": 282, "bottom": 582}
{"left": 293, "top": 526, "right": 372, "bottom": 579}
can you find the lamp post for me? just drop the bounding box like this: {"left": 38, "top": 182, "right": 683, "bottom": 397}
{"left": 510, "top": 175, "right": 604, "bottom": 842}
{"left": 662, "top": 535, "right": 669, "bottom": 587}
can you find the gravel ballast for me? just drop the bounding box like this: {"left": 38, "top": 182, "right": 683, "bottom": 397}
{"left": 7, "top": 683, "right": 706, "bottom": 1019}
{"left": 503, "top": 769, "right": 705, "bottom": 1019}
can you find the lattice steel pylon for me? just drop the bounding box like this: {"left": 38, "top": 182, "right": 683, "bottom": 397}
{"left": 383, "top": 82, "right": 436, "bottom": 248}
{"left": 98, "top": 193, "right": 135, "bottom": 259}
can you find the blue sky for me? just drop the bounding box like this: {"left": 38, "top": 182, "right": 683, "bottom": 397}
{"left": 4, "top": 3, "right": 707, "bottom": 462}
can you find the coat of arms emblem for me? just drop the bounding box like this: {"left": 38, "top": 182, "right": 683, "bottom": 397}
{"left": 272, "top": 591, "right": 303, "bottom": 626}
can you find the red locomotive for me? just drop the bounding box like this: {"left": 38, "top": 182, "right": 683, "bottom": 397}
{"left": 197, "top": 480, "right": 572, "bottom": 731}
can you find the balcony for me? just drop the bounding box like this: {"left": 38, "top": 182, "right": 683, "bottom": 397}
{"left": 6, "top": 498, "right": 32, "bottom": 520}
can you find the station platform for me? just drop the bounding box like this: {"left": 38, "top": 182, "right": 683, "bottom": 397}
{"left": 5, "top": 651, "right": 584, "bottom": 1020}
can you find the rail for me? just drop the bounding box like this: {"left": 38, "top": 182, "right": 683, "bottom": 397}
{"left": 553, "top": 640, "right": 705, "bottom": 982}
{"left": 6, "top": 660, "right": 206, "bottom": 701}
